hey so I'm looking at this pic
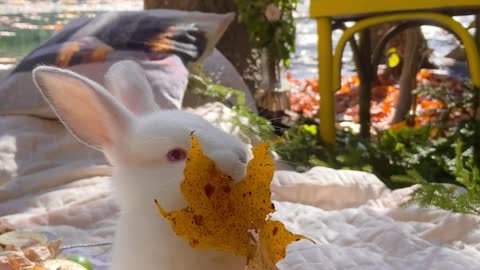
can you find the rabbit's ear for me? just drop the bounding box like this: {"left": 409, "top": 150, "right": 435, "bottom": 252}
{"left": 104, "top": 60, "right": 159, "bottom": 116}
{"left": 33, "top": 66, "right": 134, "bottom": 150}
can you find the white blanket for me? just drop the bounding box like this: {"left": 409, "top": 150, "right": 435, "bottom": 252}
{"left": 0, "top": 104, "right": 479, "bottom": 269}
{"left": 272, "top": 168, "right": 480, "bottom": 270}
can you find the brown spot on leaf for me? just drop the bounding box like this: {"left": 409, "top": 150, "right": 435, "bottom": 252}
{"left": 204, "top": 184, "right": 215, "bottom": 198}
{"left": 191, "top": 239, "right": 199, "bottom": 246}
{"left": 193, "top": 215, "right": 204, "bottom": 226}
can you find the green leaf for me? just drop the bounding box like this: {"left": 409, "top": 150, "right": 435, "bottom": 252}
{"left": 302, "top": 125, "right": 317, "bottom": 136}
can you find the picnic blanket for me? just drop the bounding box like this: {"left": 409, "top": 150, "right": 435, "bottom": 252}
{"left": 0, "top": 102, "right": 479, "bottom": 270}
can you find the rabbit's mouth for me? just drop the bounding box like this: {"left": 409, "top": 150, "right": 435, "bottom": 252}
{"left": 214, "top": 163, "right": 249, "bottom": 182}
{"left": 227, "top": 166, "right": 248, "bottom": 182}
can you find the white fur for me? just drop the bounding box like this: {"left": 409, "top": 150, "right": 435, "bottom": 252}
{"left": 32, "top": 61, "right": 250, "bottom": 270}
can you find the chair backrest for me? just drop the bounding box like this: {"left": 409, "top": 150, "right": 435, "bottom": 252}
{"left": 310, "top": 0, "right": 480, "bottom": 19}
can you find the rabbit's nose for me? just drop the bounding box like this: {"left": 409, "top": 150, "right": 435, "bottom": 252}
{"left": 234, "top": 149, "right": 248, "bottom": 164}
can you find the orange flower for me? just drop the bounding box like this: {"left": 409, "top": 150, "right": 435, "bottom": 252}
{"left": 420, "top": 100, "right": 443, "bottom": 110}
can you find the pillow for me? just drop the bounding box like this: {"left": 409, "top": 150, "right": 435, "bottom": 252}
{"left": 0, "top": 10, "right": 234, "bottom": 119}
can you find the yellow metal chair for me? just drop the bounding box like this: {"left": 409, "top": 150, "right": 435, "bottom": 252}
{"left": 309, "top": 0, "right": 480, "bottom": 145}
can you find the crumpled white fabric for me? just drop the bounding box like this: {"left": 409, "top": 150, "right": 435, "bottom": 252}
{"left": 271, "top": 168, "right": 480, "bottom": 270}
{"left": 0, "top": 104, "right": 479, "bottom": 269}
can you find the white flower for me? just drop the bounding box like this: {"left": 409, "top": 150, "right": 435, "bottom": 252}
{"left": 265, "top": 3, "right": 281, "bottom": 22}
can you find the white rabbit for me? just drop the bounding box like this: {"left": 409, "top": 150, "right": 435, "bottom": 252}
{"left": 32, "top": 60, "right": 251, "bottom": 270}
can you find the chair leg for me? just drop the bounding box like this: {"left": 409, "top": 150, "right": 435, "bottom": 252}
{"left": 317, "top": 17, "right": 336, "bottom": 145}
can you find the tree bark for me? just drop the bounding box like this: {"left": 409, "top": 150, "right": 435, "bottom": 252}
{"left": 391, "top": 28, "right": 424, "bottom": 124}
{"left": 369, "top": 24, "right": 427, "bottom": 124}
{"left": 358, "top": 29, "right": 374, "bottom": 139}
{"left": 144, "top": 0, "right": 260, "bottom": 92}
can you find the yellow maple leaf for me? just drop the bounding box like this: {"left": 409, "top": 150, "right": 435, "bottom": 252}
{"left": 247, "top": 220, "right": 304, "bottom": 270}
{"left": 155, "top": 135, "right": 303, "bottom": 267}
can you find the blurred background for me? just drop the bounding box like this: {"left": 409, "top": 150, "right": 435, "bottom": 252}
{"left": 0, "top": 0, "right": 474, "bottom": 80}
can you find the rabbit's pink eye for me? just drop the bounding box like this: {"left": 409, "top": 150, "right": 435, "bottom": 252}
{"left": 167, "top": 148, "right": 187, "bottom": 162}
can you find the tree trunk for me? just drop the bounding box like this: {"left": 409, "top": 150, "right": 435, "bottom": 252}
{"left": 358, "top": 29, "right": 374, "bottom": 139}
{"left": 368, "top": 24, "right": 427, "bottom": 124}
{"left": 144, "top": 0, "right": 260, "bottom": 92}
{"left": 391, "top": 28, "right": 424, "bottom": 124}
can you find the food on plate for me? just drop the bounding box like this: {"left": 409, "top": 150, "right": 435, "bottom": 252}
{"left": 0, "top": 235, "right": 92, "bottom": 270}
{"left": 67, "top": 255, "right": 93, "bottom": 270}
{"left": 0, "top": 232, "right": 48, "bottom": 249}
{"left": 43, "top": 259, "right": 88, "bottom": 270}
